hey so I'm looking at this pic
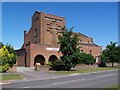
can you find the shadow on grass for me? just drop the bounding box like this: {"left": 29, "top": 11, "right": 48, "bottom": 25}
{"left": 1, "top": 74, "right": 23, "bottom": 81}
{"left": 49, "top": 65, "right": 118, "bottom": 74}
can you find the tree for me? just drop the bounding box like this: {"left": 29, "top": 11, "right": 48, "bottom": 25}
{"left": 103, "top": 42, "right": 118, "bottom": 67}
{"left": 0, "top": 45, "right": 17, "bottom": 72}
{"left": 0, "top": 42, "right": 3, "bottom": 48}
{"left": 116, "top": 45, "right": 120, "bottom": 63}
{"left": 58, "top": 27, "right": 81, "bottom": 71}
{"left": 6, "top": 44, "right": 17, "bottom": 67}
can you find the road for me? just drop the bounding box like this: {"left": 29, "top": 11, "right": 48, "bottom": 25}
{"left": 1, "top": 70, "right": 118, "bottom": 89}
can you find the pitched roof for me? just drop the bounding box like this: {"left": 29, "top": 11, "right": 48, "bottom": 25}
{"left": 79, "top": 42, "right": 101, "bottom": 47}
{"left": 73, "top": 32, "right": 91, "bottom": 38}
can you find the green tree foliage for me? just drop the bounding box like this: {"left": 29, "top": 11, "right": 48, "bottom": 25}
{"left": 49, "top": 60, "right": 66, "bottom": 71}
{"left": 77, "top": 53, "right": 95, "bottom": 65}
{"left": 0, "top": 45, "right": 17, "bottom": 72}
{"left": 98, "top": 54, "right": 107, "bottom": 67}
{"left": 116, "top": 46, "right": 120, "bottom": 63}
{"left": 103, "top": 42, "right": 118, "bottom": 67}
{"left": 0, "top": 42, "right": 3, "bottom": 48}
{"left": 58, "top": 27, "right": 81, "bottom": 71}
{"left": 82, "top": 53, "right": 95, "bottom": 65}
{"left": 49, "top": 27, "right": 96, "bottom": 71}
{"left": 77, "top": 53, "right": 86, "bottom": 64}
{"left": 6, "top": 44, "right": 17, "bottom": 67}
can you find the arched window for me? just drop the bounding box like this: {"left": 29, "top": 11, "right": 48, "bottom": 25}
{"left": 34, "top": 54, "right": 45, "bottom": 66}
{"left": 48, "top": 55, "right": 58, "bottom": 62}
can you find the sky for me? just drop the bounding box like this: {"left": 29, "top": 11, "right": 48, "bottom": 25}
{"left": 2, "top": 2, "right": 118, "bottom": 50}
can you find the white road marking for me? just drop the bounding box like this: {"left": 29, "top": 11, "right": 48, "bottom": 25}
{"left": 52, "top": 73, "right": 115, "bottom": 85}
{"left": 53, "top": 78, "right": 83, "bottom": 85}
{"left": 99, "top": 74, "right": 114, "bottom": 77}
{"left": 96, "top": 74, "right": 114, "bottom": 78}
{"left": 96, "top": 76, "right": 100, "bottom": 77}
{"left": 13, "top": 69, "right": 117, "bottom": 83}
{"left": 0, "top": 82, "right": 8, "bottom": 85}
{"left": 23, "top": 87, "right": 29, "bottom": 88}
{"left": 69, "top": 73, "right": 79, "bottom": 76}
{"left": 82, "top": 78, "right": 85, "bottom": 80}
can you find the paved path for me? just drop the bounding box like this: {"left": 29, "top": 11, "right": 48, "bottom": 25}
{"left": 2, "top": 66, "right": 66, "bottom": 84}
{"left": 1, "top": 63, "right": 118, "bottom": 87}
{"left": 2, "top": 70, "right": 118, "bottom": 88}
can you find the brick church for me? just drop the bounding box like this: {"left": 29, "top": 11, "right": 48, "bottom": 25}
{"left": 16, "top": 11, "right": 102, "bottom": 67}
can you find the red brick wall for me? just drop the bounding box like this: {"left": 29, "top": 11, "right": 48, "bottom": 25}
{"left": 16, "top": 11, "right": 102, "bottom": 67}
{"left": 80, "top": 43, "right": 102, "bottom": 57}
{"left": 29, "top": 44, "right": 61, "bottom": 67}
{"left": 16, "top": 49, "right": 26, "bottom": 66}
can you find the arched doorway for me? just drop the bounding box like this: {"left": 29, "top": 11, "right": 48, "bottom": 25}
{"left": 34, "top": 55, "right": 45, "bottom": 66}
{"left": 48, "top": 55, "right": 58, "bottom": 62}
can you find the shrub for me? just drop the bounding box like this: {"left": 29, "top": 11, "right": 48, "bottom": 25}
{"left": 83, "top": 53, "right": 95, "bottom": 65}
{"left": 98, "top": 63, "right": 107, "bottom": 67}
{"left": 47, "top": 61, "right": 53, "bottom": 67}
{"left": 49, "top": 60, "right": 66, "bottom": 71}
{"left": 0, "top": 45, "right": 17, "bottom": 73}
{"left": 98, "top": 54, "right": 107, "bottom": 67}
{"left": 0, "top": 64, "right": 10, "bottom": 73}
{"left": 78, "top": 53, "right": 86, "bottom": 64}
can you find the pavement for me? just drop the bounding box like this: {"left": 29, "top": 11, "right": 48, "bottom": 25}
{"left": 1, "top": 64, "right": 118, "bottom": 83}
{"left": 3, "top": 64, "right": 98, "bottom": 81}
{"left": 1, "top": 69, "right": 118, "bottom": 88}
{"left": 0, "top": 64, "right": 101, "bottom": 82}
{"left": 1, "top": 66, "right": 66, "bottom": 84}
{"left": 16, "top": 66, "right": 66, "bottom": 80}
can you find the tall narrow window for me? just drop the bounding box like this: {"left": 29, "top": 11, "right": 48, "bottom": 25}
{"left": 90, "top": 50, "right": 92, "bottom": 54}
{"left": 34, "top": 17, "right": 39, "bottom": 22}
{"left": 35, "top": 41, "right": 37, "bottom": 44}
{"left": 81, "top": 49, "right": 83, "bottom": 53}
{"left": 34, "top": 29, "right": 37, "bottom": 37}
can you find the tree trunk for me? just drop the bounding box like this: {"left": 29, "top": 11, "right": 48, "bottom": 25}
{"left": 112, "top": 62, "right": 114, "bottom": 67}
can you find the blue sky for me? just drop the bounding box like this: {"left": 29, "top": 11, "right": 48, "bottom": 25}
{"left": 2, "top": 2, "right": 118, "bottom": 50}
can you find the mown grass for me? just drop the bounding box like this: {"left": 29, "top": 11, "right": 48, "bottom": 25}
{"left": 51, "top": 66, "right": 118, "bottom": 74}
{"left": 0, "top": 74, "right": 23, "bottom": 81}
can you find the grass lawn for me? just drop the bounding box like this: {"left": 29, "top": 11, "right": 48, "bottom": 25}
{"left": 50, "top": 66, "right": 118, "bottom": 74}
{"left": 0, "top": 74, "right": 23, "bottom": 81}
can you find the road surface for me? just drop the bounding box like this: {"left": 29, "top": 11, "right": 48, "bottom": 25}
{"left": 1, "top": 70, "right": 118, "bottom": 89}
